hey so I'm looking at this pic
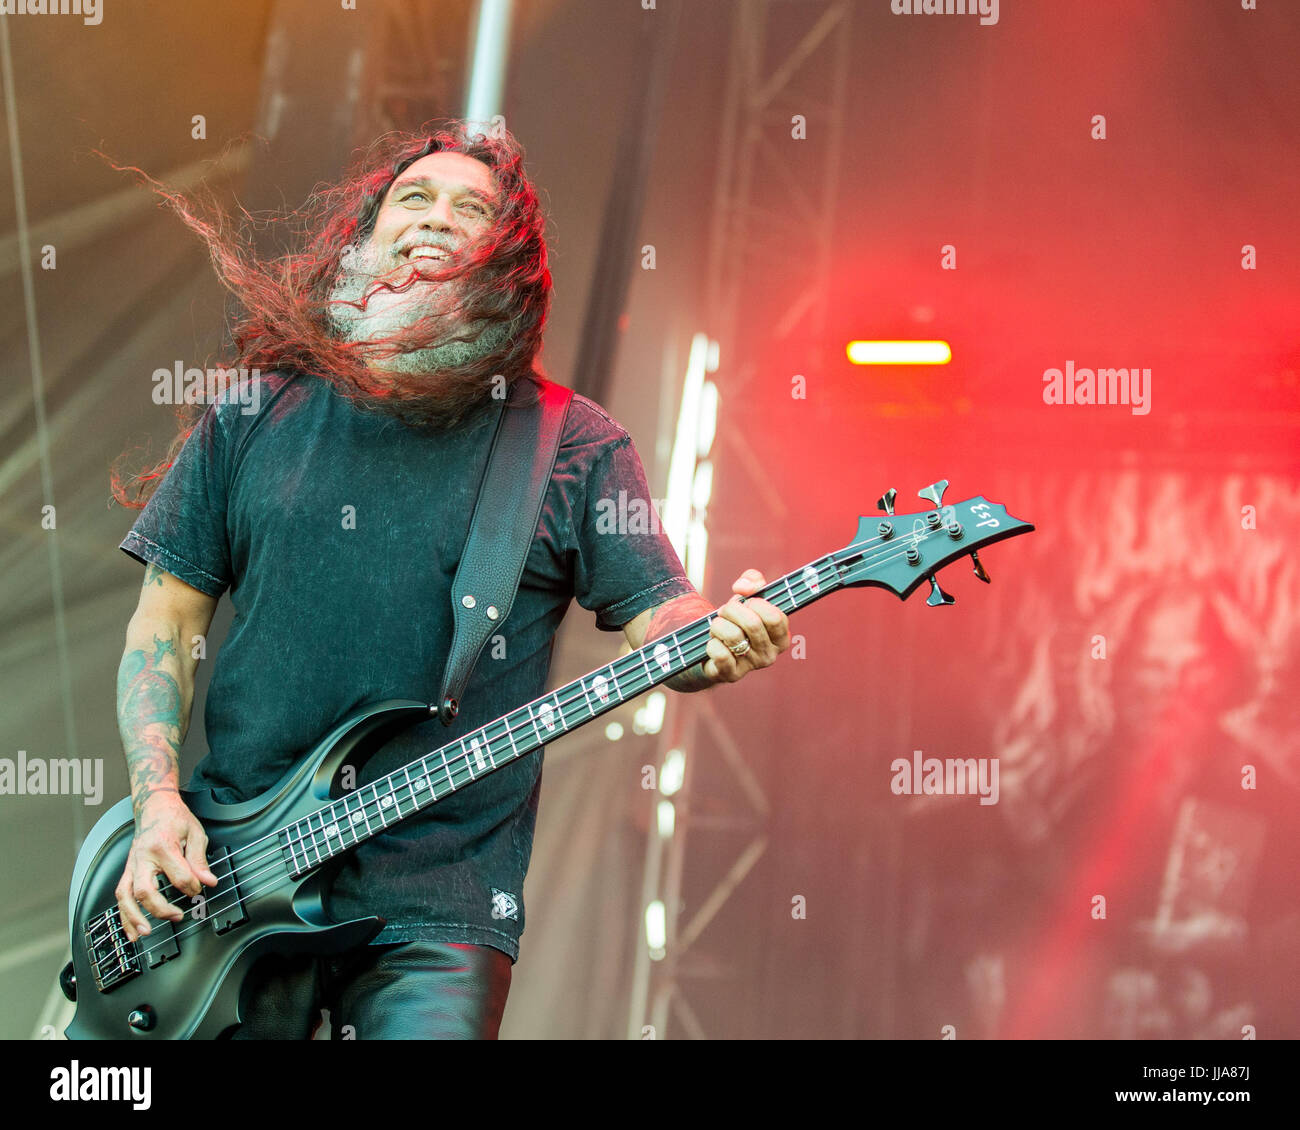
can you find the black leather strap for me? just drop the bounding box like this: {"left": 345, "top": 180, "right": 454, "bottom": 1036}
{"left": 436, "top": 376, "right": 574, "bottom": 725}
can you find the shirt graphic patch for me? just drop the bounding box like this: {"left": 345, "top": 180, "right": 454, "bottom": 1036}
{"left": 490, "top": 888, "right": 520, "bottom": 921}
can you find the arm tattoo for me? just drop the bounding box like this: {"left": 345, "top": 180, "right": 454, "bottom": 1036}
{"left": 143, "top": 563, "right": 167, "bottom": 587}
{"left": 117, "top": 633, "right": 185, "bottom": 823}
{"left": 643, "top": 594, "right": 718, "bottom": 694}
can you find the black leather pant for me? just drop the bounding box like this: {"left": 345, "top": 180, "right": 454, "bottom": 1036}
{"left": 227, "top": 941, "right": 512, "bottom": 1040}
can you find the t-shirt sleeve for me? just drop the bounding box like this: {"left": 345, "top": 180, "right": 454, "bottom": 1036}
{"left": 571, "top": 433, "right": 696, "bottom": 632}
{"left": 119, "top": 403, "right": 234, "bottom": 597}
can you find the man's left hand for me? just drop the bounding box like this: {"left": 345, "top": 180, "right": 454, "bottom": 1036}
{"left": 702, "top": 569, "right": 792, "bottom": 683}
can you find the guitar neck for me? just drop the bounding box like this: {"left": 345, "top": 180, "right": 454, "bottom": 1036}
{"left": 279, "top": 551, "right": 847, "bottom": 875}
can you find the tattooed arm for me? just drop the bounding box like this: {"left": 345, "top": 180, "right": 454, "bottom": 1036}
{"left": 620, "top": 569, "right": 791, "bottom": 693}
{"left": 114, "top": 563, "right": 221, "bottom": 941}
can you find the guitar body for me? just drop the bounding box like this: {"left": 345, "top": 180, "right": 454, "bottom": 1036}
{"left": 64, "top": 699, "right": 434, "bottom": 1040}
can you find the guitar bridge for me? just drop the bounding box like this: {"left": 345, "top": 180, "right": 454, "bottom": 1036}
{"left": 83, "top": 907, "right": 141, "bottom": 993}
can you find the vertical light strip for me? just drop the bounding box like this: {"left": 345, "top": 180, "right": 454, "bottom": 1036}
{"left": 663, "top": 333, "right": 710, "bottom": 583}
{"left": 464, "top": 0, "right": 515, "bottom": 133}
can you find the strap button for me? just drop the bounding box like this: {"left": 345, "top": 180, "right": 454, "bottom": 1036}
{"left": 461, "top": 595, "right": 476, "bottom": 608}
{"left": 486, "top": 606, "right": 499, "bottom": 620}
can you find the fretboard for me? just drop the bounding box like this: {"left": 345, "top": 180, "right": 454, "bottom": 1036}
{"left": 279, "top": 553, "right": 845, "bottom": 876}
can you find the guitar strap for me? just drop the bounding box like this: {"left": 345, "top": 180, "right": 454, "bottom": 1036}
{"left": 436, "top": 374, "right": 574, "bottom": 725}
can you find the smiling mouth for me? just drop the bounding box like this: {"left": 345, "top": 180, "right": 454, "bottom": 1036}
{"left": 404, "top": 246, "right": 452, "bottom": 261}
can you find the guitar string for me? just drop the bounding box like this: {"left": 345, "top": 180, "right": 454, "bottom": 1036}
{"left": 101, "top": 525, "right": 970, "bottom": 960}
{"left": 95, "top": 526, "right": 959, "bottom": 960}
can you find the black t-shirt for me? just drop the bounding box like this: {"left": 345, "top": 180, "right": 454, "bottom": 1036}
{"left": 120, "top": 369, "right": 694, "bottom": 961}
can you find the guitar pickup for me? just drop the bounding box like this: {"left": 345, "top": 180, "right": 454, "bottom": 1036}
{"left": 209, "top": 845, "right": 249, "bottom": 935}
{"left": 144, "top": 911, "right": 181, "bottom": 968}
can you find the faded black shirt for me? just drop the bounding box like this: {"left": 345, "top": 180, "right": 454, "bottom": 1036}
{"left": 120, "top": 369, "right": 694, "bottom": 960}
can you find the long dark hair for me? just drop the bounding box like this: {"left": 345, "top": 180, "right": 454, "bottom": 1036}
{"left": 111, "top": 120, "right": 552, "bottom": 508}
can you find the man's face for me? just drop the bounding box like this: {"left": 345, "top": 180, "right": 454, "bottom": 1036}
{"left": 329, "top": 150, "right": 509, "bottom": 377}
{"left": 368, "top": 150, "right": 499, "bottom": 281}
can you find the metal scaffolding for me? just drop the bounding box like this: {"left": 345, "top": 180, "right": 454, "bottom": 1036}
{"left": 628, "top": 0, "right": 854, "bottom": 1039}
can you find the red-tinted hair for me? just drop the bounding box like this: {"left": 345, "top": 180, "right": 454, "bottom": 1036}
{"left": 111, "top": 120, "right": 552, "bottom": 508}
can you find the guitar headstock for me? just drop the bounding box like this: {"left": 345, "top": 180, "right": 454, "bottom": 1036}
{"left": 834, "top": 479, "right": 1035, "bottom": 604}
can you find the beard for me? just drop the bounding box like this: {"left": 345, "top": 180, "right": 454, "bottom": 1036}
{"left": 325, "top": 236, "right": 514, "bottom": 429}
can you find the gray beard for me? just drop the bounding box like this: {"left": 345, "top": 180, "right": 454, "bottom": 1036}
{"left": 326, "top": 240, "right": 511, "bottom": 377}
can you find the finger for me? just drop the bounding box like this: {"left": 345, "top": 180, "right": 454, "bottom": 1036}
{"left": 705, "top": 636, "right": 744, "bottom": 682}
{"left": 731, "top": 569, "right": 766, "bottom": 595}
{"left": 184, "top": 832, "right": 218, "bottom": 888}
{"left": 711, "top": 612, "right": 771, "bottom": 667}
{"left": 742, "top": 598, "right": 792, "bottom": 649}
{"left": 134, "top": 856, "right": 185, "bottom": 921}
{"left": 115, "top": 875, "right": 150, "bottom": 942}
{"left": 715, "top": 602, "right": 777, "bottom": 659}
{"left": 157, "top": 847, "right": 204, "bottom": 901}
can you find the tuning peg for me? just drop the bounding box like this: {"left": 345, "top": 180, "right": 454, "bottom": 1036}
{"left": 918, "top": 479, "right": 949, "bottom": 508}
{"left": 876, "top": 488, "right": 897, "bottom": 517}
{"left": 969, "top": 551, "right": 990, "bottom": 583}
{"left": 925, "top": 575, "right": 955, "bottom": 607}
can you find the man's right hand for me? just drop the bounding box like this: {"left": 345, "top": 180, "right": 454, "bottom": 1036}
{"left": 115, "top": 790, "right": 218, "bottom": 942}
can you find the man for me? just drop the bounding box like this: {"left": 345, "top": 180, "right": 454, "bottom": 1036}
{"left": 112, "top": 123, "right": 789, "bottom": 1039}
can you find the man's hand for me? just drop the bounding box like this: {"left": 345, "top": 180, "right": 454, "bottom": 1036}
{"left": 700, "top": 569, "right": 791, "bottom": 683}
{"left": 115, "top": 791, "right": 217, "bottom": 942}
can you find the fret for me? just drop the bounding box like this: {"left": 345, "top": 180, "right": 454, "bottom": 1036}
{"left": 459, "top": 738, "right": 476, "bottom": 781}
{"left": 439, "top": 750, "right": 457, "bottom": 792}
{"left": 639, "top": 647, "right": 656, "bottom": 691}
{"left": 344, "top": 794, "right": 366, "bottom": 846}
{"left": 321, "top": 804, "right": 342, "bottom": 855}
{"left": 304, "top": 812, "right": 323, "bottom": 867}
{"left": 468, "top": 732, "right": 492, "bottom": 772}
{"left": 581, "top": 674, "right": 602, "bottom": 716}
{"left": 356, "top": 790, "right": 374, "bottom": 836}
{"left": 782, "top": 575, "right": 796, "bottom": 608}
{"left": 316, "top": 811, "right": 331, "bottom": 860}
{"left": 296, "top": 817, "right": 312, "bottom": 868}
{"left": 525, "top": 702, "right": 544, "bottom": 746}
{"left": 672, "top": 630, "right": 691, "bottom": 673}
{"left": 400, "top": 766, "right": 414, "bottom": 816}
{"left": 547, "top": 691, "right": 566, "bottom": 733}
{"left": 314, "top": 806, "right": 332, "bottom": 858}
{"left": 376, "top": 781, "right": 398, "bottom": 824}
{"left": 502, "top": 712, "right": 521, "bottom": 757}
{"left": 285, "top": 828, "right": 305, "bottom": 875}
{"left": 409, "top": 762, "right": 432, "bottom": 808}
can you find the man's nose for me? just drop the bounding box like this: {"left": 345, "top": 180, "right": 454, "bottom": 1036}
{"left": 421, "top": 192, "right": 457, "bottom": 230}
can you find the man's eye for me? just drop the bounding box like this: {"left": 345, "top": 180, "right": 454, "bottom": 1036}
{"left": 399, "top": 192, "right": 427, "bottom": 203}
{"left": 460, "top": 200, "right": 485, "bottom": 214}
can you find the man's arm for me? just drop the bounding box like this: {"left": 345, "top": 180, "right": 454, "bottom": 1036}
{"left": 114, "top": 563, "right": 221, "bottom": 940}
{"left": 620, "top": 569, "right": 791, "bottom": 693}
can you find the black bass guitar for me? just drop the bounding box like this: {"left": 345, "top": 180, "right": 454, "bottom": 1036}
{"left": 62, "top": 480, "right": 1033, "bottom": 1038}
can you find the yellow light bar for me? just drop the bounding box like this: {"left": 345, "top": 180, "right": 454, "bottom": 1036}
{"left": 846, "top": 340, "right": 952, "bottom": 365}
